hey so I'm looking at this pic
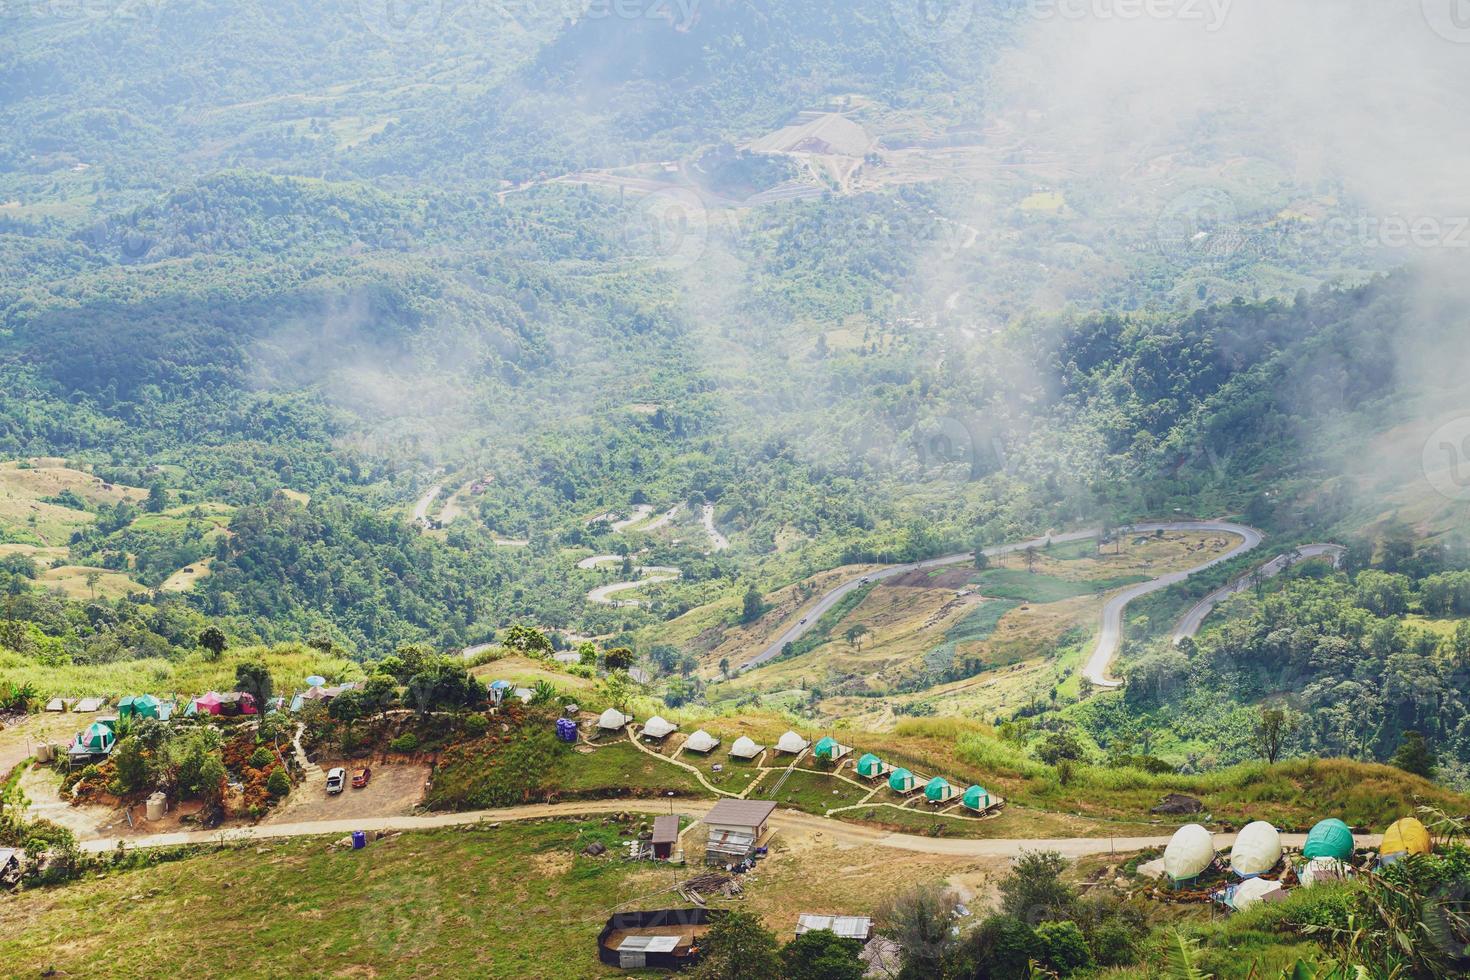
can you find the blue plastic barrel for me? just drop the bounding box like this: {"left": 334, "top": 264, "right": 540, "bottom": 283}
{"left": 351, "top": 830, "right": 367, "bottom": 849}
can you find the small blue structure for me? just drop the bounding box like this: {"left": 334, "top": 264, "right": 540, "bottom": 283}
{"left": 489, "top": 679, "right": 513, "bottom": 705}
{"left": 351, "top": 830, "right": 367, "bottom": 850}
{"left": 556, "top": 718, "right": 579, "bottom": 744}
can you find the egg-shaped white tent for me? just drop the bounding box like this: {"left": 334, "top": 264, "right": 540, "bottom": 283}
{"left": 684, "top": 729, "right": 720, "bottom": 753}
{"left": 642, "top": 716, "right": 678, "bottom": 739}
{"left": 729, "top": 735, "right": 764, "bottom": 758}
{"left": 1163, "top": 823, "right": 1216, "bottom": 881}
{"left": 1230, "top": 821, "right": 1282, "bottom": 877}
{"left": 597, "top": 708, "right": 632, "bottom": 730}
{"left": 775, "top": 731, "right": 810, "bottom": 754}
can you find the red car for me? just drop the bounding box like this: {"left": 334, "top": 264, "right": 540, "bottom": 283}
{"left": 351, "top": 767, "right": 371, "bottom": 789}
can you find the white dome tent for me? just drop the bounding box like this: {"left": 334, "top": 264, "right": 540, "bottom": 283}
{"left": 1163, "top": 824, "right": 1216, "bottom": 883}
{"left": 597, "top": 708, "right": 632, "bottom": 731}
{"left": 683, "top": 730, "right": 720, "bottom": 753}
{"left": 775, "top": 731, "right": 810, "bottom": 754}
{"left": 1230, "top": 821, "right": 1283, "bottom": 877}
{"left": 729, "top": 736, "right": 764, "bottom": 759}
{"left": 641, "top": 716, "right": 678, "bottom": 740}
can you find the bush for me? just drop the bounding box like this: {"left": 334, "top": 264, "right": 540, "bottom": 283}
{"left": 248, "top": 747, "right": 273, "bottom": 770}
{"left": 390, "top": 733, "right": 420, "bottom": 754}
{"left": 1034, "top": 921, "right": 1093, "bottom": 976}
{"left": 266, "top": 768, "right": 290, "bottom": 799}
{"left": 463, "top": 714, "right": 489, "bottom": 737}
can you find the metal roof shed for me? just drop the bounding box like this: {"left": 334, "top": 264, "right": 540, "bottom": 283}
{"left": 652, "top": 814, "right": 680, "bottom": 859}
{"left": 795, "top": 914, "right": 873, "bottom": 940}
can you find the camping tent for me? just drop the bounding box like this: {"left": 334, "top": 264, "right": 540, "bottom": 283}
{"left": 683, "top": 730, "right": 720, "bottom": 753}
{"left": 1230, "top": 821, "right": 1282, "bottom": 877}
{"left": 190, "top": 692, "right": 224, "bottom": 716}
{"left": 729, "top": 736, "right": 764, "bottom": 759}
{"left": 888, "top": 768, "right": 917, "bottom": 793}
{"left": 856, "top": 753, "right": 891, "bottom": 779}
{"left": 597, "top": 708, "right": 632, "bottom": 731}
{"left": 76, "top": 722, "right": 115, "bottom": 753}
{"left": 961, "top": 785, "right": 992, "bottom": 813}
{"left": 1302, "top": 818, "right": 1354, "bottom": 862}
{"left": 812, "top": 736, "right": 851, "bottom": 761}
{"left": 1380, "top": 817, "right": 1432, "bottom": 862}
{"left": 120, "top": 694, "right": 163, "bottom": 720}
{"left": 642, "top": 716, "right": 678, "bottom": 739}
{"left": 775, "top": 731, "right": 809, "bottom": 754}
{"left": 924, "top": 777, "right": 957, "bottom": 803}
{"left": 305, "top": 675, "right": 327, "bottom": 688}
{"left": 1164, "top": 824, "right": 1216, "bottom": 882}
{"left": 1227, "top": 877, "right": 1285, "bottom": 911}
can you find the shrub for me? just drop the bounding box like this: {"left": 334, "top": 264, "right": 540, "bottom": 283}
{"left": 248, "top": 747, "right": 273, "bottom": 770}
{"left": 463, "top": 714, "right": 489, "bottom": 737}
{"left": 390, "top": 733, "right": 420, "bottom": 754}
{"left": 1034, "top": 921, "right": 1093, "bottom": 976}
{"left": 266, "top": 768, "right": 290, "bottom": 799}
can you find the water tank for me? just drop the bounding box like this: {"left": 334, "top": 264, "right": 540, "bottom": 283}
{"left": 555, "top": 718, "right": 578, "bottom": 743}
{"left": 145, "top": 792, "right": 166, "bottom": 821}
{"left": 351, "top": 830, "right": 367, "bottom": 850}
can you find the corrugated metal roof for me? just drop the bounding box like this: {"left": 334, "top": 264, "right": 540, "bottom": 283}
{"left": 796, "top": 914, "right": 872, "bottom": 939}
{"left": 704, "top": 799, "right": 777, "bottom": 828}
{"left": 652, "top": 815, "right": 680, "bottom": 843}
{"left": 617, "top": 935, "right": 681, "bottom": 953}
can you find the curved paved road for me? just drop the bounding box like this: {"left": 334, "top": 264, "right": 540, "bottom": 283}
{"left": 1170, "top": 543, "right": 1346, "bottom": 645}
{"left": 746, "top": 520, "right": 1265, "bottom": 678}
{"left": 1080, "top": 521, "right": 1263, "bottom": 688}
{"left": 80, "top": 796, "right": 1379, "bottom": 858}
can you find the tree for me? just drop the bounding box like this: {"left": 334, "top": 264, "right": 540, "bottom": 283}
{"left": 844, "top": 624, "right": 871, "bottom": 650}
{"left": 1033, "top": 921, "right": 1093, "bottom": 976}
{"left": 598, "top": 671, "right": 633, "bottom": 713}
{"left": 955, "top": 914, "right": 1038, "bottom": 980}
{"left": 718, "top": 657, "right": 730, "bottom": 678}
{"left": 1024, "top": 545, "right": 1038, "bottom": 573}
{"left": 85, "top": 569, "right": 101, "bottom": 599}
{"left": 145, "top": 481, "right": 168, "bottom": 513}
{"left": 604, "top": 647, "right": 635, "bottom": 672}
{"left": 874, "top": 883, "right": 957, "bottom": 978}
{"left": 577, "top": 641, "right": 598, "bottom": 666}
{"left": 999, "top": 849, "right": 1076, "bottom": 924}
{"left": 234, "top": 660, "right": 273, "bottom": 711}
{"left": 741, "top": 583, "right": 766, "bottom": 623}
{"left": 503, "top": 624, "right": 553, "bottom": 658}
{"left": 974, "top": 549, "right": 990, "bottom": 570}
{"left": 198, "top": 625, "right": 228, "bottom": 660}
{"left": 1253, "top": 706, "right": 1294, "bottom": 764}
{"left": 1392, "top": 730, "right": 1436, "bottom": 778}
{"left": 780, "top": 929, "right": 864, "bottom": 980}
{"left": 691, "top": 909, "right": 780, "bottom": 980}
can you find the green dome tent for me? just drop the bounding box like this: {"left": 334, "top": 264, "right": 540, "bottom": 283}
{"left": 1302, "top": 818, "right": 1354, "bottom": 861}
{"left": 813, "top": 737, "right": 837, "bottom": 758}
{"left": 77, "top": 722, "right": 114, "bottom": 752}
{"left": 924, "top": 777, "right": 956, "bottom": 803}
{"left": 961, "top": 785, "right": 991, "bottom": 811}
{"left": 889, "top": 768, "right": 916, "bottom": 792}
{"left": 856, "top": 753, "right": 884, "bottom": 778}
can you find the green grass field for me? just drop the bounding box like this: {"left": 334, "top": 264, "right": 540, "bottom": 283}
{"left": 969, "top": 568, "right": 1149, "bottom": 602}
{"left": 0, "top": 820, "right": 675, "bottom": 979}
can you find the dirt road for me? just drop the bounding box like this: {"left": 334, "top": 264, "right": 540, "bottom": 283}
{"left": 79, "top": 796, "right": 1381, "bottom": 858}
{"left": 1170, "top": 543, "right": 1345, "bottom": 643}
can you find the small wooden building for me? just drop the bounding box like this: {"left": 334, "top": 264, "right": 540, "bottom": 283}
{"left": 652, "top": 815, "right": 680, "bottom": 860}
{"left": 703, "top": 799, "right": 777, "bottom": 865}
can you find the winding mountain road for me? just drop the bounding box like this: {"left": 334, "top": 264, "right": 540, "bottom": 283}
{"left": 746, "top": 520, "right": 1269, "bottom": 682}
{"left": 1170, "top": 543, "right": 1346, "bottom": 645}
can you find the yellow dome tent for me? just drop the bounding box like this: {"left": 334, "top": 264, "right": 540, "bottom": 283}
{"left": 1380, "top": 817, "right": 1431, "bottom": 863}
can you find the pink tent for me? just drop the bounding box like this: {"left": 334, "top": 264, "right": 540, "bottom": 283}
{"left": 192, "top": 691, "right": 223, "bottom": 715}
{"left": 238, "top": 692, "right": 258, "bottom": 715}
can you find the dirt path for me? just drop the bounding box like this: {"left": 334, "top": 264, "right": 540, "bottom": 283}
{"left": 701, "top": 504, "right": 729, "bottom": 551}
{"left": 79, "top": 796, "right": 1382, "bottom": 858}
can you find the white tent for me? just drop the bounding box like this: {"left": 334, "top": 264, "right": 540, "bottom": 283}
{"left": 684, "top": 730, "right": 720, "bottom": 753}
{"left": 1163, "top": 824, "right": 1216, "bottom": 881}
{"left": 597, "top": 708, "right": 632, "bottom": 730}
{"left": 1228, "top": 876, "right": 1285, "bottom": 910}
{"left": 775, "top": 731, "right": 809, "bottom": 754}
{"left": 1230, "top": 821, "right": 1283, "bottom": 877}
{"left": 642, "top": 716, "right": 678, "bottom": 739}
{"left": 729, "top": 735, "right": 764, "bottom": 759}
